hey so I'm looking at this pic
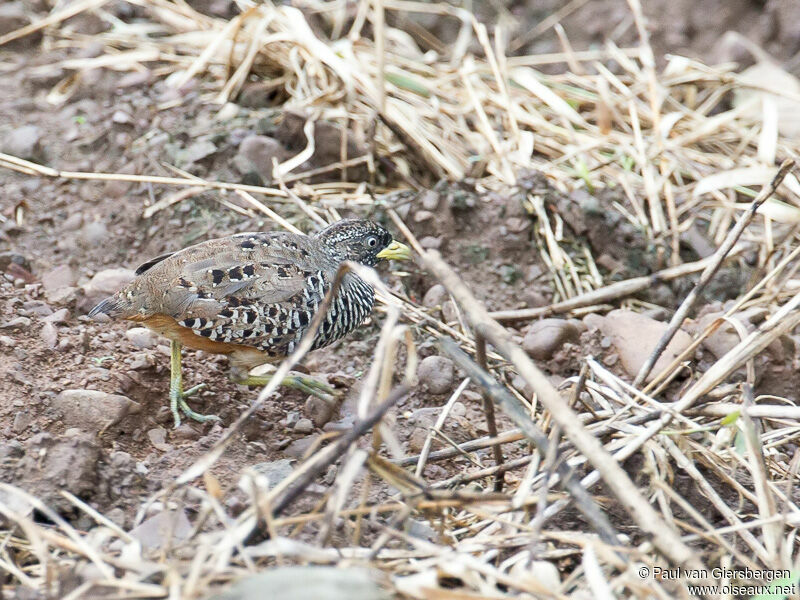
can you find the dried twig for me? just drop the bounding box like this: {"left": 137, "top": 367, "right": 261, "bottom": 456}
{"left": 475, "top": 334, "right": 504, "bottom": 492}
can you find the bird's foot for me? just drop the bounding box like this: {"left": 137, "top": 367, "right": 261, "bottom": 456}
{"left": 169, "top": 383, "right": 219, "bottom": 428}
{"left": 236, "top": 372, "right": 337, "bottom": 400}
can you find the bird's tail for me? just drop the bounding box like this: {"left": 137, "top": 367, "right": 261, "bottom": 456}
{"left": 88, "top": 294, "right": 129, "bottom": 319}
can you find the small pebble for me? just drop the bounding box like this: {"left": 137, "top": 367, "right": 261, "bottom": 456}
{"left": 419, "top": 190, "right": 440, "bottom": 210}
{"left": 451, "top": 401, "right": 466, "bottom": 417}
{"left": 40, "top": 322, "right": 57, "bottom": 349}
{"left": 305, "top": 395, "right": 335, "bottom": 428}
{"left": 408, "top": 427, "right": 429, "bottom": 453}
{"left": 419, "top": 236, "right": 442, "bottom": 249}
{"left": 172, "top": 424, "right": 201, "bottom": 440}
{"left": 147, "top": 427, "right": 172, "bottom": 452}
{"left": 12, "top": 410, "right": 33, "bottom": 434}
{"left": 41, "top": 264, "right": 75, "bottom": 292}
{"left": 125, "top": 327, "right": 158, "bottom": 349}
{"left": 417, "top": 355, "right": 455, "bottom": 394}
{"left": 441, "top": 300, "right": 458, "bottom": 322}
{"left": 522, "top": 318, "right": 580, "bottom": 361}
{"left": 294, "top": 418, "right": 314, "bottom": 434}
{"left": 43, "top": 308, "right": 70, "bottom": 324}
{"left": 0, "top": 316, "right": 31, "bottom": 330}
{"left": 111, "top": 110, "right": 132, "bottom": 124}
{"left": 284, "top": 411, "right": 300, "bottom": 428}
{"left": 422, "top": 284, "right": 447, "bottom": 308}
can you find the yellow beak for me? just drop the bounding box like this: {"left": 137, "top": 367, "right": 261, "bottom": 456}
{"left": 376, "top": 240, "right": 412, "bottom": 261}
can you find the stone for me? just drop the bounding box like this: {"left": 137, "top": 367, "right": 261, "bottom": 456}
{"left": 77, "top": 563, "right": 106, "bottom": 584}
{"left": 508, "top": 558, "right": 561, "bottom": 590}
{"left": 441, "top": 300, "right": 458, "bottom": 322}
{"left": 522, "top": 318, "right": 581, "bottom": 360}
{"left": 0, "top": 316, "right": 30, "bottom": 330}
{"left": 596, "top": 310, "right": 693, "bottom": 382}
{"left": 172, "top": 423, "right": 201, "bottom": 441}
{"left": 48, "top": 285, "right": 77, "bottom": 305}
{"left": 695, "top": 312, "right": 750, "bottom": 360}
{"left": 42, "top": 264, "right": 76, "bottom": 292}
{"left": 505, "top": 217, "right": 530, "bottom": 233}
{"left": 247, "top": 459, "right": 294, "bottom": 490}
{"left": 521, "top": 290, "right": 548, "bottom": 308}
{"left": 43, "top": 308, "right": 70, "bottom": 324}
{"left": 284, "top": 411, "right": 300, "bottom": 428}
{"left": 524, "top": 264, "right": 545, "bottom": 283}
{"left": 0, "top": 440, "right": 24, "bottom": 460}
{"left": 2, "top": 125, "right": 41, "bottom": 159}
{"left": 65, "top": 11, "right": 108, "bottom": 35}
{"left": 408, "top": 427, "right": 429, "bottom": 453}
{"left": 238, "top": 81, "right": 280, "bottom": 108}
{"left": 407, "top": 407, "right": 440, "bottom": 429}
{"left": 419, "top": 190, "right": 440, "bottom": 211}
{"left": 79, "top": 220, "right": 108, "bottom": 247}
{"left": 237, "top": 135, "right": 287, "bottom": 178}
{"left": 422, "top": 284, "right": 447, "bottom": 308}
{"left": 125, "top": 327, "right": 158, "bottom": 349}
{"left": 175, "top": 139, "right": 217, "bottom": 166}
{"left": 227, "top": 127, "right": 251, "bottom": 147}
{"left": 14, "top": 431, "right": 100, "bottom": 513}
{"left": 304, "top": 395, "right": 335, "bottom": 428}
{"left": 413, "top": 210, "right": 435, "bottom": 223}
{"left": 407, "top": 519, "right": 437, "bottom": 541}
{"left": 294, "top": 418, "right": 314, "bottom": 434}
{"left": 12, "top": 409, "right": 33, "bottom": 434}
{"left": 417, "top": 355, "right": 455, "bottom": 394}
{"left": 147, "top": 427, "right": 172, "bottom": 452}
{"left": 241, "top": 417, "right": 271, "bottom": 441}
{"left": 84, "top": 268, "right": 135, "bottom": 296}
{"left": 568, "top": 318, "right": 587, "bottom": 334}
{"left": 129, "top": 351, "right": 155, "bottom": 370}
{"left": 53, "top": 389, "right": 141, "bottom": 433}
{"left": 283, "top": 435, "right": 318, "bottom": 458}
{"left": 0, "top": 252, "right": 31, "bottom": 273}
{"left": 274, "top": 113, "right": 367, "bottom": 174}
{"left": 111, "top": 110, "right": 133, "bottom": 125}
{"left": 419, "top": 236, "right": 442, "bottom": 249}
{"left": 40, "top": 322, "right": 57, "bottom": 348}
{"left": 582, "top": 313, "right": 605, "bottom": 331}
{"left": 129, "top": 510, "right": 192, "bottom": 549}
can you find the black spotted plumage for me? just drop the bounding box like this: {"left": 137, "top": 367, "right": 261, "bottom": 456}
{"left": 89, "top": 219, "right": 409, "bottom": 372}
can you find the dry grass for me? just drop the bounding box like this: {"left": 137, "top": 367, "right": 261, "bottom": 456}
{"left": 3, "top": 0, "right": 800, "bottom": 598}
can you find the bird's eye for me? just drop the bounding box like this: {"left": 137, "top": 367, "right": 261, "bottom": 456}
{"left": 367, "top": 236, "right": 378, "bottom": 247}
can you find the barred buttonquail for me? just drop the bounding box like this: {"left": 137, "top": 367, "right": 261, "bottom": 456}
{"left": 89, "top": 219, "right": 411, "bottom": 427}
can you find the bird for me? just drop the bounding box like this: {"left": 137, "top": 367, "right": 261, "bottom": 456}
{"left": 89, "top": 219, "right": 411, "bottom": 427}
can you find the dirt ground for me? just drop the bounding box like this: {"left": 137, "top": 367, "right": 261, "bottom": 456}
{"left": 1, "top": 0, "right": 798, "bottom": 594}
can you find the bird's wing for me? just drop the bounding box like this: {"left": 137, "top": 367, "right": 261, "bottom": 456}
{"left": 149, "top": 232, "right": 328, "bottom": 348}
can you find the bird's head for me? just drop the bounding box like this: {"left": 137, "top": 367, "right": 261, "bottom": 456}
{"left": 317, "top": 219, "right": 411, "bottom": 267}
